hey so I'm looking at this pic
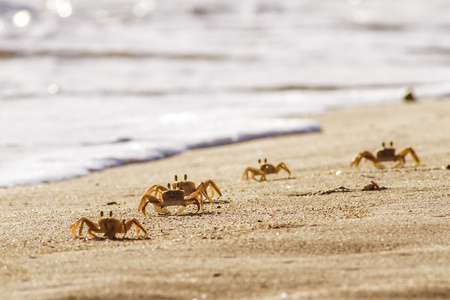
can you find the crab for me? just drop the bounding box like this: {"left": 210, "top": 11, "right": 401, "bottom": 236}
{"left": 242, "top": 158, "right": 291, "bottom": 182}
{"left": 350, "top": 141, "right": 420, "bottom": 169}
{"left": 69, "top": 211, "right": 147, "bottom": 239}
{"left": 138, "top": 181, "right": 210, "bottom": 215}
{"left": 143, "top": 174, "right": 222, "bottom": 204}
{"left": 174, "top": 174, "right": 222, "bottom": 201}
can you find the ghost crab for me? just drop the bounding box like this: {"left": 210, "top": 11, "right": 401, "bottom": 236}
{"left": 141, "top": 174, "right": 222, "bottom": 205}
{"left": 69, "top": 211, "right": 147, "bottom": 239}
{"left": 350, "top": 141, "right": 420, "bottom": 169}
{"left": 242, "top": 158, "right": 291, "bottom": 182}
{"left": 138, "top": 175, "right": 219, "bottom": 215}
{"left": 173, "top": 174, "right": 222, "bottom": 202}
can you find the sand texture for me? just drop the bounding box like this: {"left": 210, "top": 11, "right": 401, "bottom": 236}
{"left": 1, "top": 99, "right": 449, "bottom": 299}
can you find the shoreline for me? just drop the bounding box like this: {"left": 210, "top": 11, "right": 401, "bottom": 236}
{"left": 0, "top": 96, "right": 441, "bottom": 190}
{"left": 1, "top": 99, "right": 449, "bottom": 299}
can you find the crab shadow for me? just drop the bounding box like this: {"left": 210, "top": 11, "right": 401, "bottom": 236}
{"left": 151, "top": 210, "right": 217, "bottom": 218}
{"left": 212, "top": 199, "right": 230, "bottom": 204}
{"left": 271, "top": 176, "right": 296, "bottom": 182}
{"left": 74, "top": 235, "right": 151, "bottom": 241}
{"left": 246, "top": 176, "right": 296, "bottom": 183}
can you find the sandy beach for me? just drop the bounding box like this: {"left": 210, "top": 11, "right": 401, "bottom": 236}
{"left": 1, "top": 99, "right": 449, "bottom": 299}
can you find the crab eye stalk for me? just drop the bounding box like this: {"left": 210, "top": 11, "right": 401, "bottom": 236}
{"left": 390, "top": 141, "right": 393, "bottom": 147}
{"left": 174, "top": 175, "right": 178, "bottom": 182}
{"left": 258, "top": 159, "right": 261, "bottom": 164}
{"left": 382, "top": 142, "right": 385, "bottom": 148}
{"left": 109, "top": 211, "right": 113, "bottom": 217}
{"left": 264, "top": 158, "right": 267, "bottom": 163}
{"left": 100, "top": 211, "right": 104, "bottom": 217}
{"left": 184, "top": 174, "right": 188, "bottom": 181}
{"left": 167, "top": 183, "right": 171, "bottom": 189}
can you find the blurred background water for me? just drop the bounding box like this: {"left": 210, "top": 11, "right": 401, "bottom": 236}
{"left": 1, "top": 0, "right": 449, "bottom": 187}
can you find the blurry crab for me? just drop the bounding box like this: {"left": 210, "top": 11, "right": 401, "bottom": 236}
{"left": 350, "top": 141, "right": 420, "bottom": 169}
{"left": 138, "top": 181, "right": 211, "bottom": 215}
{"left": 69, "top": 211, "right": 147, "bottom": 239}
{"left": 242, "top": 158, "right": 291, "bottom": 182}
{"left": 144, "top": 174, "right": 222, "bottom": 204}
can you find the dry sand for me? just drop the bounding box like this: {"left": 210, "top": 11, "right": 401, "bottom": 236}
{"left": 1, "top": 99, "right": 449, "bottom": 300}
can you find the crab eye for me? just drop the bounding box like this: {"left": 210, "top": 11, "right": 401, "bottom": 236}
{"left": 184, "top": 174, "right": 188, "bottom": 181}
{"left": 109, "top": 211, "right": 113, "bottom": 217}
{"left": 100, "top": 211, "right": 104, "bottom": 217}
{"left": 174, "top": 175, "right": 178, "bottom": 182}
{"left": 390, "top": 141, "right": 393, "bottom": 147}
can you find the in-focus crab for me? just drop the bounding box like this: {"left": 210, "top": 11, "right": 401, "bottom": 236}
{"left": 138, "top": 181, "right": 210, "bottom": 215}
{"left": 143, "top": 174, "right": 222, "bottom": 204}
{"left": 69, "top": 211, "right": 147, "bottom": 239}
{"left": 350, "top": 141, "right": 420, "bottom": 169}
{"left": 174, "top": 174, "right": 222, "bottom": 201}
{"left": 242, "top": 158, "right": 291, "bottom": 182}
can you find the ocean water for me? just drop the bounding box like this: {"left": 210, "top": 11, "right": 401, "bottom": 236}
{"left": 1, "top": 0, "right": 449, "bottom": 187}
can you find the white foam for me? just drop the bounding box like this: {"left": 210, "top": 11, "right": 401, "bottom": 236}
{"left": 0, "top": 92, "right": 325, "bottom": 187}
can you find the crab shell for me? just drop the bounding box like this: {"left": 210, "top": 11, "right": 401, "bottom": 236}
{"left": 162, "top": 189, "right": 201, "bottom": 211}
{"left": 376, "top": 148, "right": 396, "bottom": 161}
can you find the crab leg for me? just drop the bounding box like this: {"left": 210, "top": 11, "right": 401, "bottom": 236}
{"left": 69, "top": 218, "right": 103, "bottom": 237}
{"left": 275, "top": 162, "right": 291, "bottom": 177}
{"left": 241, "top": 167, "right": 252, "bottom": 182}
{"left": 144, "top": 184, "right": 168, "bottom": 198}
{"left": 398, "top": 147, "right": 421, "bottom": 164}
{"left": 198, "top": 180, "right": 222, "bottom": 199}
{"left": 138, "top": 194, "right": 150, "bottom": 213}
{"left": 186, "top": 191, "right": 205, "bottom": 212}
{"left": 139, "top": 194, "right": 170, "bottom": 214}
{"left": 175, "top": 205, "right": 187, "bottom": 214}
{"left": 394, "top": 156, "right": 406, "bottom": 168}
{"left": 196, "top": 200, "right": 204, "bottom": 213}
{"left": 123, "top": 219, "right": 147, "bottom": 238}
{"left": 350, "top": 151, "right": 377, "bottom": 168}
{"left": 192, "top": 188, "right": 214, "bottom": 205}
{"left": 242, "top": 167, "right": 265, "bottom": 182}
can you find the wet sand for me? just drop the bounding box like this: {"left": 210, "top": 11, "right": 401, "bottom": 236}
{"left": 1, "top": 99, "right": 449, "bottom": 299}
